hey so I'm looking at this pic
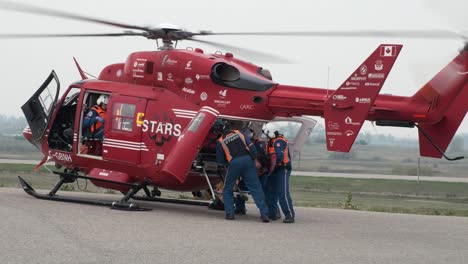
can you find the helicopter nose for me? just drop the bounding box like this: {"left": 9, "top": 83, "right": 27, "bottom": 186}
{"left": 22, "top": 126, "right": 33, "bottom": 143}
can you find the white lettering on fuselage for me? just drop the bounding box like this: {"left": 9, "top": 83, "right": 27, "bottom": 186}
{"left": 49, "top": 150, "right": 72, "bottom": 163}
{"left": 142, "top": 120, "right": 182, "bottom": 136}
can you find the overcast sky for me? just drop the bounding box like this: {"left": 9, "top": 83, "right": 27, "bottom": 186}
{"left": 0, "top": 0, "right": 466, "bottom": 138}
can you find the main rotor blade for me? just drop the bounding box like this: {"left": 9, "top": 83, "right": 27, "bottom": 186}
{"left": 197, "top": 30, "right": 467, "bottom": 39}
{"left": 0, "top": 1, "right": 151, "bottom": 32}
{"left": 0, "top": 32, "right": 147, "bottom": 39}
{"left": 190, "top": 38, "right": 291, "bottom": 63}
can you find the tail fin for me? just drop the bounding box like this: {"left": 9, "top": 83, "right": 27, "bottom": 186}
{"left": 324, "top": 44, "right": 402, "bottom": 152}
{"left": 415, "top": 44, "right": 468, "bottom": 158}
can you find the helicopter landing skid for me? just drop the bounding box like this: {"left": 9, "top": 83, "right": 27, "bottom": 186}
{"left": 132, "top": 195, "right": 212, "bottom": 207}
{"left": 17, "top": 176, "right": 151, "bottom": 211}
{"left": 131, "top": 185, "right": 223, "bottom": 209}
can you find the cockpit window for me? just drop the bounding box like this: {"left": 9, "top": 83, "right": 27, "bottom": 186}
{"left": 64, "top": 91, "right": 80, "bottom": 106}
{"left": 211, "top": 62, "right": 275, "bottom": 91}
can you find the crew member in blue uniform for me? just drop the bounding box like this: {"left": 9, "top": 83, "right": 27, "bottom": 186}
{"left": 83, "top": 94, "right": 108, "bottom": 140}
{"left": 233, "top": 128, "right": 268, "bottom": 215}
{"left": 216, "top": 123, "right": 270, "bottom": 222}
{"left": 82, "top": 94, "right": 108, "bottom": 155}
{"left": 266, "top": 130, "right": 295, "bottom": 223}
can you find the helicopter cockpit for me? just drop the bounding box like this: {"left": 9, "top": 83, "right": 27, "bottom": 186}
{"left": 47, "top": 88, "right": 80, "bottom": 152}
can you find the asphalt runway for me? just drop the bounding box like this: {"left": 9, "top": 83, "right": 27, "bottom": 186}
{"left": 1, "top": 188, "right": 468, "bottom": 264}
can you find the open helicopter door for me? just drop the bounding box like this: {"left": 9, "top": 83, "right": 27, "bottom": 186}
{"left": 162, "top": 106, "right": 219, "bottom": 183}
{"left": 21, "top": 71, "right": 60, "bottom": 145}
{"left": 264, "top": 116, "right": 317, "bottom": 159}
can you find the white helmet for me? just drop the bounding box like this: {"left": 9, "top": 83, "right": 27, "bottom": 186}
{"left": 262, "top": 123, "right": 278, "bottom": 139}
{"left": 97, "top": 94, "right": 109, "bottom": 105}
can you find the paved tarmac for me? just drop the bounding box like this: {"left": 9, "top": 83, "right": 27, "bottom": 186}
{"left": 1, "top": 187, "right": 468, "bottom": 264}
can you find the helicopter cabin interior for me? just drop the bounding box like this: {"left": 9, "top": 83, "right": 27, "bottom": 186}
{"left": 47, "top": 88, "right": 110, "bottom": 158}
{"left": 193, "top": 119, "right": 260, "bottom": 172}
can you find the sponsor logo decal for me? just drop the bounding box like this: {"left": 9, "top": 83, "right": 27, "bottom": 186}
{"left": 132, "top": 58, "right": 147, "bottom": 78}
{"left": 350, "top": 74, "right": 366, "bottom": 81}
{"left": 374, "top": 60, "right": 383, "bottom": 71}
{"left": 157, "top": 72, "right": 163, "bottom": 81}
{"left": 359, "top": 65, "right": 368, "bottom": 75}
{"left": 182, "top": 87, "right": 195, "bottom": 94}
{"left": 185, "top": 77, "right": 193, "bottom": 84}
{"left": 195, "top": 74, "right": 210, "bottom": 80}
{"left": 200, "top": 92, "right": 208, "bottom": 101}
{"left": 165, "top": 58, "right": 178, "bottom": 65}
{"left": 340, "top": 87, "right": 357, "bottom": 90}
{"left": 333, "top": 94, "right": 347, "bottom": 101}
{"left": 219, "top": 89, "right": 227, "bottom": 98}
{"left": 345, "top": 116, "right": 360, "bottom": 126}
{"left": 327, "top": 121, "right": 340, "bottom": 130}
{"left": 185, "top": 61, "right": 192, "bottom": 70}
{"left": 346, "top": 81, "right": 360, "bottom": 86}
{"left": 355, "top": 97, "right": 371, "bottom": 104}
{"left": 214, "top": 99, "right": 231, "bottom": 107}
{"left": 240, "top": 104, "right": 254, "bottom": 110}
{"left": 345, "top": 130, "right": 354, "bottom": 136}
{"left": 364, "top": 82, "right": 380, "bottom": 87}
{"left": 368, "top": 73, "right": 385, "bottom": 79}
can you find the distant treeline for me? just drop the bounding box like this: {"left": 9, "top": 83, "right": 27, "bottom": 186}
{"left": 278, "top": 123, "right": 466, "bottom": 152}
{"left": 0, "top": 114, "right": 27, "bottom": 135}
{"left": 0, "top": 114, "right": 466, "bottom": 153}
{"left": 0, "top": 114, "right": 36, "bottom": 152}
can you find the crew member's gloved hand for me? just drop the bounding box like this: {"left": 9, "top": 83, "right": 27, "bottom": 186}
{"left": 96, "top": 116, "right": 104, "bottom": 123}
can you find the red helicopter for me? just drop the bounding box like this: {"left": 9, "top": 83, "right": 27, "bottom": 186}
{"left": 1, "top": 2, "right": 466, "bottom": 211}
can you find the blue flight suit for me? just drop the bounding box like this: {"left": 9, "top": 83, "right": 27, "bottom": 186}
{"left": 82, "top": 105, "right": 105, "bottom": 140}
{"left": 235, "top": 138, "right": 269, "bottom": 213}
{"left": 254, "top": 139, "right": 270, "bottom": 191}
{"left": 216, "top": 130, "right": 269, "bottom": 217}
{"left": 267, "top": 135, "right": 295, "bottom": 219}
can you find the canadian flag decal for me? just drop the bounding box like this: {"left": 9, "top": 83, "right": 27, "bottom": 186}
{"left": 380, "top": 45, "right": 397, "bottom": 57}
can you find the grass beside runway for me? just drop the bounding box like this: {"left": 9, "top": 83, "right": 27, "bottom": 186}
{"left": 1, "top": 163, "right": 468, "bottom": 217}
{"left": 290, "top": 175, "right": 468, "bottom": 217}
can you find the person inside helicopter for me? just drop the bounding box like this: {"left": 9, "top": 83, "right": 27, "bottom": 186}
{"left": 81, "top": 94, "right": 108, "bottom": 155}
